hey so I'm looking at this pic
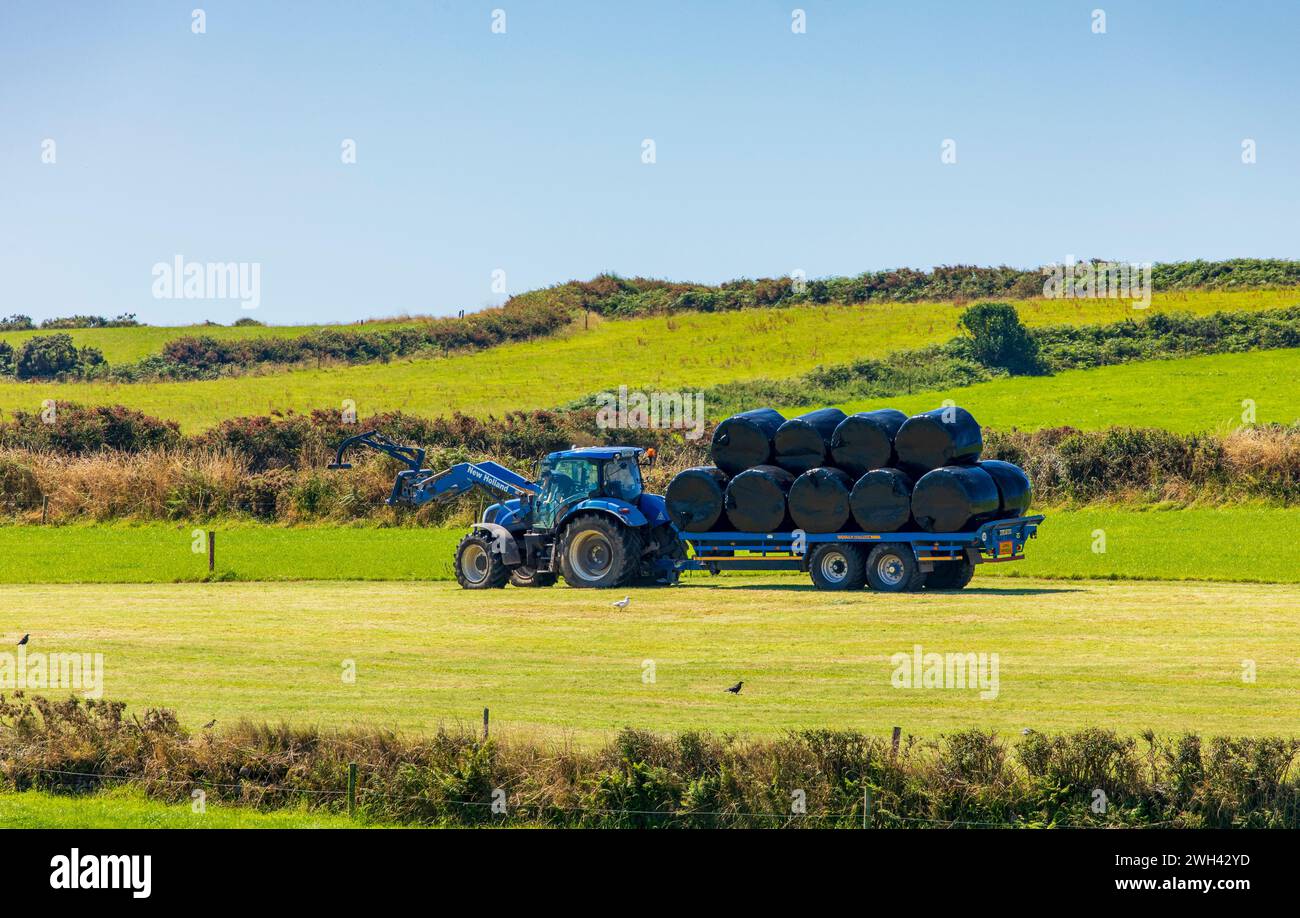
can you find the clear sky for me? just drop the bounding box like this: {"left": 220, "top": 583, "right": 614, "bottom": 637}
{"left": 1, "top": 0, "right": 1297, "bottom": 325}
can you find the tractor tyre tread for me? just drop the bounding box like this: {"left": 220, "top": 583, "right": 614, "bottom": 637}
{"left": 559, "top": 514, "right": 643, "bottom": 589}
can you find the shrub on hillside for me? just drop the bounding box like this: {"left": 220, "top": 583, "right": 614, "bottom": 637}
{"left": 15, "top": 334, "right": 81, "bottom": 378}
{"left": 956, "top": 302, "right": 1045, "bottom": 374}
{"left": 39, "top": 313, "right": 141, "bottom": 329}
{"left": 0, "top": 314, "right": 34, "bottom": 331}
{"left": 0, "top": 403, "right": 180, "bottom": 454}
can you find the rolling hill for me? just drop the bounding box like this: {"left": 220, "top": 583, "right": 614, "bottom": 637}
{"left": 0, "top": 289, "right": 1294, "bottom": 433}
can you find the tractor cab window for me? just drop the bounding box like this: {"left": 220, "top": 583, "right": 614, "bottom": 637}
{"left": 539, "top": 458, "right": 598, "bottom": 504}
{"left": 602, "top": 458, "right": 643, "bottom": 501}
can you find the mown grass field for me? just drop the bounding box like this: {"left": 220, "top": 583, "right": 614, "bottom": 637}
{"left": 831, "top": 348, "right": 1300, "bottom": 434}
{"left": 0, "top": 290, "right": 1292, "bottom": 432}
{"left": 0, "top": 787, "right": 381, "bottom": 828}
{"left": 3, "top": 576, "right": 1296, "bottom": 739}
{"left": 0, "top": 507, "right": 1293, "bottom": 584}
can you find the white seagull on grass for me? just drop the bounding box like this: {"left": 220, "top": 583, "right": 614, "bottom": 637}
{"left": 611, "top": 596, "right": 631, "bottom": 609}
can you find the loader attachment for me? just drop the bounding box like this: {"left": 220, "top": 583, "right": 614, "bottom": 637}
{"left": 328, "top": 430, "right": 425, "bottom": 472}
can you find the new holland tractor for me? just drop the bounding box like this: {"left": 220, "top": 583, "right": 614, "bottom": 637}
{"left": 328, "top": 431, "right": 681, "bottom": 589}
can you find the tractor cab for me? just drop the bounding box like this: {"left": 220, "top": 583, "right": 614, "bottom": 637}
{"left": 530, "top": 447, "right": 645, "bottom": 531}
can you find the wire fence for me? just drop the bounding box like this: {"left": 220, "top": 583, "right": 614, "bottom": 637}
{"left": 1, "top": 760, "right": 1185, "bottom": 828}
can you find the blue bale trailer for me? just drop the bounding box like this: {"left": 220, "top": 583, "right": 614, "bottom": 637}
{"left": 674, "top": 515, "right": 1044, "bottom": 591}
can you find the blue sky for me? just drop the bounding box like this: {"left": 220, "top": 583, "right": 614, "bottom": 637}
{"left": 1, "top": 0, "right": 1296, "bottom": 325}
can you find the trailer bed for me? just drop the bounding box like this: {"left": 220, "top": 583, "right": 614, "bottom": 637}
{"left": 673, "top": 515, "right": 1044, "bottom": 590}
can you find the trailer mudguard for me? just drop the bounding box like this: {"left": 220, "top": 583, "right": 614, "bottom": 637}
{"left": 470, "top": 522, "right": 522, "bottom": 565}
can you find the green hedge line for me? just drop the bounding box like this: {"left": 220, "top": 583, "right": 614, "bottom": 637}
{"left": 3, "top": 696, "right": 1297, "bottom": 828}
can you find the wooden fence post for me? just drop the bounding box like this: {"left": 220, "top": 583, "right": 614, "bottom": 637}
{"left": 482, "top": 707, "right": 489, "bottom": 742}
{"left": 347, "top": 762, "right": 358, "bottom": 818}
{"left": 208, "top": 531, "right": 216, "bottom": 572}
{"left": 891, "top": 726, "right": 901, "bottom": 759}
{"left": 864, "top": 786, "right": 873, "bottom": 829}
{"left": 41, "top": 495, "right": 48, "bottom": 524}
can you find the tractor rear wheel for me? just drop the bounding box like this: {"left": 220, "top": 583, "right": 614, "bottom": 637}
{"left": 454, "top": 532, "right": 509, "bottom": 590}
{"left": 865, "top": 544, "right": 926, "bottom": 593}
{"left": 558, "top": 514, "right": 643, "bottom": 589}
{"left": 808, "top": 544, "right": 867, "bottom": 591}
{"left": 923, "top": 557, "right": 975, "bottom": 591}
{"left": 509, "top": 565, "right": 557, "bottom": 588}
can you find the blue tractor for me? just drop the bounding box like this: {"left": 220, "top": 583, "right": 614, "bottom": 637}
{"left": 328, "top": 431, "right": 682, "bottom": 589}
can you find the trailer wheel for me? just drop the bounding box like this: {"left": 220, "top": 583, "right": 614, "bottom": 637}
{"left": 509, "top": 566, "right": 557, "bottom": 588}
{"left": 558, "top": 514, "right": 643, "bottom": 589}
{"left": 454, "top": 532, "right": 509, "bottom": 590}
{"left": 923, "top": 557, "right": 975, "bottom": 591}
{"left": 865, "top": 544, "right": 925, "bottom": 593}
{"left": 808, "top": 544, "right": 867, "bottom": 591}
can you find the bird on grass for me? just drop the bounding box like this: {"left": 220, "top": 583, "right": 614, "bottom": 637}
{"left": 611, "top": 596, "right": 631, "bottom": 609}
{"left": 202, "top": 719, "right": 217, "bottom": 730}
{"left": 17, "top": 634, "right": 29, "bottom": 646}
{"left": 724, "top": 681, "right": 744, "bottom": 694}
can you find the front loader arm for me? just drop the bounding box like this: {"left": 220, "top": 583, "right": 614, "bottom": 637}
{"left": 394, "top": 460, "right": 538, "bottom": 508}
{"left": 327, "top": 430, "right": 538, "bottom": 509}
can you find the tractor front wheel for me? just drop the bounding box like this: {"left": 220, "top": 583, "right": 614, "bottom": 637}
{"left": 558, "top": 514, "right": 643, "bottom": 589}
{"left": 454, "top": 532, "right": 509, "bottom": 590}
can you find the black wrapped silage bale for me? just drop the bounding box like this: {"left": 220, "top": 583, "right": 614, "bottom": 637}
{"left": 665, "top": 466, "right": 729, "bottom": 532}
{"left": 894, "top": 406, "right": 983, "bottom": 476}
{"left": 978, "top": 460, "right": 1033, "bottom": 518}
{"left": 711, "top": 408, "right": 786, "bottom": 476}
{"left": 788, "top": 467, "right": 854, "bottom": 533}
{"left": 723, "top": 464, "right": 794, "bottom": 533}
{"left": 848, "top": 468, "right": 914, "bottom": 532}
{"left": 910, "top": 465, "right": 1000, "bottom": 533}
{"left": 829, "top": 408, "right": 908, "bottom": 476}
{"left": 773, "top": 407, "right": 847, "bottom": 475}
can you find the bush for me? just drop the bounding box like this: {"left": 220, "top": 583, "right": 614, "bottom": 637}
{"left": 0, "top": 314, "right": 34, "bottom": 331}
{"left": 38, "top": 313, "right": 141, "bottom": 329}
{"left": 15, "top": 334, "right": 81, "bottom": 378}
{"left": 957, "top": 302, "right": 1044, "bottom": 374}
{"left": 0, "top": 404, "right": 181, "bottom": 454}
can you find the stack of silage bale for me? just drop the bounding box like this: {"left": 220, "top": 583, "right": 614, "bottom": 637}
{"left": 664, "top": 405, "right": 1032, "bottom": 535}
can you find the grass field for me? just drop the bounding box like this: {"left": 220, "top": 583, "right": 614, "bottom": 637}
{"left": 0, "top": 787, "right": 381, "bottom": 828}
{"left": 830, "top": 349, "right": 1300, "bottom": 433}
{"left": 0, "top": 290, "right": 1292, "bottom": 432}
{"left": 4, "top": 576, "right": 1297, "bottom": 739}
{"left": 0, "top": 507, "right": 1293, "bottom": 584}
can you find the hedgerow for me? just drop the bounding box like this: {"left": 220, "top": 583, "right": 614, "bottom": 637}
{"left": 2, "top": 695, "right": 1297, "bottom": 827}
